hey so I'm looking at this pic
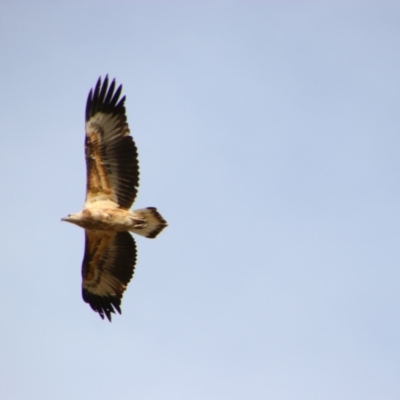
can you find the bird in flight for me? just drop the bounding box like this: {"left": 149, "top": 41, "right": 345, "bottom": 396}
{"left": 62, "top": 76, "right": 167, "bottom": 321}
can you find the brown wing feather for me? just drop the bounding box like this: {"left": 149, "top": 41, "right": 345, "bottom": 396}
{"left": 81, "top": 230, "right": 137, "bottom": 321}
{"left": 85, "top": 76, "right": 139, "bottom": 209}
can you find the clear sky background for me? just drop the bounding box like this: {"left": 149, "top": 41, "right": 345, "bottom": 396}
{"left": 0, "top": 1, "right": 399, "bottom": 399}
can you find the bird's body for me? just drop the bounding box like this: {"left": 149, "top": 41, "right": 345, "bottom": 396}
{"left": 65, "top": 208, "right": 144, "bottom": 231}
{"left": 65, "top": 207, "right": 165, "bottom": 237}
{"left": 62, "top": 76, "right": 167, "bottom": 321}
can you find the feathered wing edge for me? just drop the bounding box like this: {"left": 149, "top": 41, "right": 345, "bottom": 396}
{"left": 86, "top": 75, "right": 124, "bottom": 122}
{"left": 81, "top": 230, "right": 137, "bottom": 321}
{"left": 85, "top": 76, "right": 140, "bottom": 209}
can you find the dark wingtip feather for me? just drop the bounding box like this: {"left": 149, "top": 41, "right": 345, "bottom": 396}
{"left": 92, "top": 77, "right": 102, "bottom": 113}
{"left": 116, "top": 95, "right": 126, "bottom": 109}
{"left": 110, "top": 84, "right": 123, "bottom": 108}
{"left": 104, "top": 308, "right": 112, "bottom": 322}
{"left": 98, "top": 75, "right": 109, "bottom": 105}
{"left": 85, "top": 89, "right": 93, "bottom": 121}
{"left": 104, "top": 78, "right": 116, "bottom": 105}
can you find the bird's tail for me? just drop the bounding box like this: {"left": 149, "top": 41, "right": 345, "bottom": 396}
{"left": 130, "top": 207, "right": 167, "bottom": 238}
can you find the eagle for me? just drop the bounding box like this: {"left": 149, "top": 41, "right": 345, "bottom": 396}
{"left": 62, "top": 76, "right": 167, "bottom": 321}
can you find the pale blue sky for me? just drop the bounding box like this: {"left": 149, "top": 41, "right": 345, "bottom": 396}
{"left": 0, "top": 1, "right": 399, "bottom": 399}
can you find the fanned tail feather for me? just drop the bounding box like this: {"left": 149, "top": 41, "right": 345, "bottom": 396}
{"left": 131, "top": 207, "right": 167, "bottom": 238}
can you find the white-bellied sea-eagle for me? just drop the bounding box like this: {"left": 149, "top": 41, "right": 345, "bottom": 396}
{"left": 62, "top": 76, "right": 167, "bottom": 321}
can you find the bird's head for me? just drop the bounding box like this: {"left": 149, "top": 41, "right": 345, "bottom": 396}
{"left": 61, "top": 213, "right": 80, "bottom": 225}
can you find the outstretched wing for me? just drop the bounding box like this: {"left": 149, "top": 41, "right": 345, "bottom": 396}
{"left": 81, "top": 230, "right": 136, "bottom": 321}
{"left": 85, "top": 76, "right": 139, "bottom": 209}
